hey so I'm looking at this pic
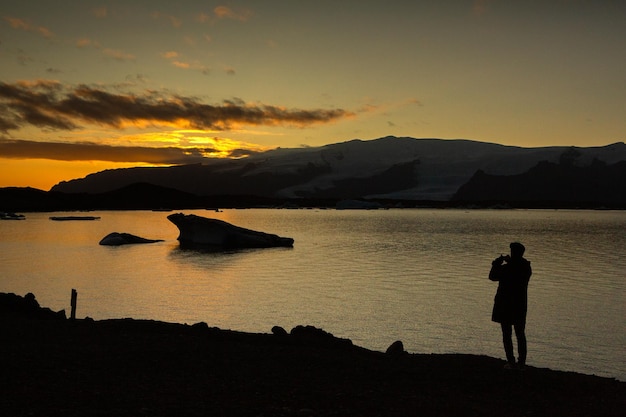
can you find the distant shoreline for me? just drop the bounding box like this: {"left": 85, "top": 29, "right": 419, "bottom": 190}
{"left": 2, "top": 185, "right": 626, "bottom": 213}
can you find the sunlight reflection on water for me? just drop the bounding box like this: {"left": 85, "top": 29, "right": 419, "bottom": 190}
{"left": 1, "top": 208, "right": 624, "bottom": 380}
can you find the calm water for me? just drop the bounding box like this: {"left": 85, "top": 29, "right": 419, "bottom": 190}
{"left": 1, "top": 209, "right": 624, "bottom": 380}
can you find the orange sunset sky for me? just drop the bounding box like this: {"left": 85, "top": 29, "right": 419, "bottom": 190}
{"left": 1, "top": 1, "right": 625, "bottom": 190}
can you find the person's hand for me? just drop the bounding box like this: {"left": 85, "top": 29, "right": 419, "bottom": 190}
{"left": 493, "top": 254, "right": 510, "bottom": 266}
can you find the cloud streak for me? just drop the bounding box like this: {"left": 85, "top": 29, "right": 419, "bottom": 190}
{"left": 0, "top": 138, "right": 261, "bottom": 164}
{"left": 75, "top": 37, "right": 135, "bottom": 62}
{"left": 161, "top": 51, "right": 210, "bottom": 74}
{"left": 213, "top": 6, "right": 252, "bottom": 22}
{"left": 3, "top": 16, "right": 54, "bottom": 38}
{"left": 0, "top": 80, "right": 354, "bottom": 133}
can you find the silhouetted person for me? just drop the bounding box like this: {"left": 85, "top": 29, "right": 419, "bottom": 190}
{"left": 489, "top": 242, "right": 532, "bottom": 369}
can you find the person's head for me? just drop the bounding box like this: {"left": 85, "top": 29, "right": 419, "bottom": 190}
{"left": 510, "top": 242, "right": 525, "bottom": 258}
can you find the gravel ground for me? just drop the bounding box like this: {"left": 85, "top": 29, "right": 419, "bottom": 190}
{"left": 1, "top": 315, "right": 624, "bottom": 417}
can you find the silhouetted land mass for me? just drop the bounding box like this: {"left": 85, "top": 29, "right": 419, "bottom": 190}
{"left": 0, "top": 184, "right": 330, "bottom": 212}
{"left": 47, "top": 138, "right": 626, "bottom": 203}
{"left": 2, "top": 183, "right": 625, "bottom": 213}
{"left": 453, "top": 158, "right": 626, "bottom": 206}
{"left": 45, "top": 159, "right": 420, "bottom": 202}
{"left": 4, "top": 142, "right": 626, "bottom": 211}
{"left": 5, "top": 159, "right": 626, "bottom": 212}
{"left": 298, "top": 160, "right": 420, "bottom": 199}
{"left": 1, "top": 292, "right": 624, "bottom": 416}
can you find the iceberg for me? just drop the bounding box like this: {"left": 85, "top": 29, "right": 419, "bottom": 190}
{"left": 167, "top": 213, "right": 294, "bottom": 249}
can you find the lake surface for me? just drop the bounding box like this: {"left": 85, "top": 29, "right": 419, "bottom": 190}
{"left": 1, "top": 208, "right": 624, "bottom": 381}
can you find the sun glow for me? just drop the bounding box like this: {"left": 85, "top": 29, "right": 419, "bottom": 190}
{"left": 117, "top": 118, "right": 193, "bottom": 130}
{"left": 111, "top": 130, "right": 271, "bottom": 157}
{"left": 57, "top": 128, "right": 273, "bottom": 158}
{"left": 181, "top": 132, "right": 270, "bottom": 158}
{"left": 0, "top": 158, "right": 156, "bottom": 191}
{"left": 0, "top": 130, "right": 273, "bottom": 190}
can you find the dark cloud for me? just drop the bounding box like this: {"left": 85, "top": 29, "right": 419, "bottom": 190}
{"left": 0, "top": 104, "right": 20, "bottom": 131}
{"left": 0, "top": 81, "right": 354, "bottom": 133}
{"left": 228, "top": 148, "right": 262, "bottom": 158}
{"left": 0, "top": 139, "right": 257, "bottom": 164}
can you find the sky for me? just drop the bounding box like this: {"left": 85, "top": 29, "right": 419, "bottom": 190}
{"left": 1, "top": 0, "right": 625, "bottom": 190}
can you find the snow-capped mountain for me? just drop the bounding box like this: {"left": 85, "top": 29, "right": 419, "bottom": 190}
{"left": 51, "top": 136, "right": 626, "bottom": 201}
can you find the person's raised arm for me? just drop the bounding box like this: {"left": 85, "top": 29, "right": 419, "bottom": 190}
{"left": 489, "top": 255, "right": 506, "bottom": 281}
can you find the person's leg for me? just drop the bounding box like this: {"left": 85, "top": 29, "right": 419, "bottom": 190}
{"left": 514, "top": 322, "right": 527, "bottom": 366}
{"left": 500, "top": 323, "right": 515, "bottom": 365}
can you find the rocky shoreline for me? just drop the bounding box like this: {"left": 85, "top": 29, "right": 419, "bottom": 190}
{"left": 1, "top": 293, "right": 624, "bottom": 416}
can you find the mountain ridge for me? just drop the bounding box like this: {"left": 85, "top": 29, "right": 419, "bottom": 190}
{"left": 50, "top": 137, "right": 626, "bottom": 202}
{"left": 453, "top": 158, "right": 626, "bottom": 204}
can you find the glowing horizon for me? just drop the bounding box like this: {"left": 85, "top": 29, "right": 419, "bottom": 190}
{"left": 1, "top": 1, "right": 625, "bottom": 189}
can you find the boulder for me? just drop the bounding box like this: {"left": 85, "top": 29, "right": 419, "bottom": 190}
{"left": 385, "top": 340, "right": 406, "bottom": 356}
{"left": 271, "top": 325, "right": 288, "bottom": 336}
{"left": 99, "top": 232, "right": 164, "bottom": 246}
{"left": 167, "top": 213, "right": 294, "bottom": 249}
{"left": 290, "top": 325, "right": 353, "bottom": 347}
{"left": 0, "top": 292, "right": 66, "bottom": 320}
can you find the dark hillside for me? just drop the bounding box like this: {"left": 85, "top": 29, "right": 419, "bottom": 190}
{"left": 0, "top": 187, "right": 90, "bottom": 212}
{"left": 453, "top": 159, "right": 626, "bottom": 207}
{"left": 94, "top": 182, "right": 204, "bottom": 210}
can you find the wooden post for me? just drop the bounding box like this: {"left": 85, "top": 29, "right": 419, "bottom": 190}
{"left": 70, "top": 289, "right": 77, "bottom": 320}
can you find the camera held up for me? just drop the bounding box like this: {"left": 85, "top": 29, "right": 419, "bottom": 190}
{"left": 493, "top": 254, "right": 511, "bottom": 265}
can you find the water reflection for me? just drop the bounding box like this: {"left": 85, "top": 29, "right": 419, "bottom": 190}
{"left": 1, "top": 209, "right": 625, "bottom": 381}
{"left": 168, "top": 243, "right": 294, "bottom": 270}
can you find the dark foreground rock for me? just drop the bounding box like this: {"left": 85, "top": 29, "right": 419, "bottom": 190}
{"left": 1, "top": 295, "right": 624, "bottom": 417}
{"left": 0, "top": 292, "right": 66, "bottom": 320}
